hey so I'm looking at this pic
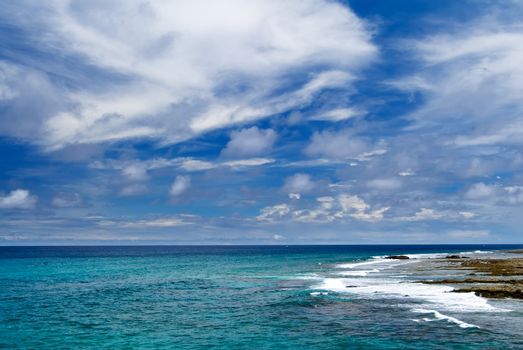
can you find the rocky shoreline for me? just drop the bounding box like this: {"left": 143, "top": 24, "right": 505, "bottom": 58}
{"left": 418, "top": 251, "right": 523, "bottom": 300}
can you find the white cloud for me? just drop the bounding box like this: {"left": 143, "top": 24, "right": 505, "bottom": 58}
{"left": 93, "top": 156, "right": 275, "bottom": 175}
{"left": 169, "top": 175, "right": 191, "bottom": 197}
{"left": 283, "top": 173, "right": 315, "bottom": 194}
{"left": 0, "top": 189, "right": 37, "bottom": 209}
{"left": 305, "top": 129, "right": 371, "bottom": 159}
{"left": 257, "top": 193, "right": 389, "bottom": 223}
{"left": 503, "top": 186, "right": 523, "bottom": 205}
{"left": 398, "top": 170, "right": 415, "bottom": 177}
{"left": 337, "top": 194, "right": 389, "bottom": 221}
{"left": 289, "top": 193, "right": 301, "bottom": 200}
{"left": 118, "top": 163, "right": 150, "bottom": 196}
{"left": 0, "top": 62, "right": 65, "bottom": 141}
{"left": 257, "top": 203, "right": 291, "bottom": 222}
{"left": 397, "top": 208, "right": 443, "bottom": 222}
{"left": 221, "top": 127, "right": 276, "bottom": 158}
{"left": 292, "top": 196, "right": 336, "bottom": 222}
{"left": 221, "top": 158, "right": 274, "bottom": 169}
{"left": 310, "top": 107, "right": 363, "bottom": 122}
{"left": 182, "top": 157, "right": 275, "bottom": 171}
{"left": 2, "top": 0, "right": 376, "bottom": 150}
{"left": 179, "top": 159, "right": 216, "bottom": 171}
{"left": 464, "top": 182, "right": 497, "bottom": 199}
{"left": 90, "top": 158, "right": 180, "bottom": 171}
{"left": 121, "top": 163, "right": 148, "bottom": 181}
{"left": 180, "top": 157, "right": 275, "bottom": 171}
{"left": 258, "top": 195, "right": 481, "bottom": 224}
{"left": 462, "top": 183, "right": 523, "bottom": 205}
{"left": 459, "top": 211, "right": 476, "bottom": 219}
{"left": 395, "top": 208, "right": 476, "bottom": 222}
{"left": 403, "top": 23, "right": 523, "bottom": 147}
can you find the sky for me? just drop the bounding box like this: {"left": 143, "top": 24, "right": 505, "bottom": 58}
{"left": 1, "top": 0, "right": 523, "bottom": 245}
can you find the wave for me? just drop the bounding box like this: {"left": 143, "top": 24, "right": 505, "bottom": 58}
{"left": 314, "top": 250, "right": 513, "bottom": 314}
{"left": 314, "top": 276, "right": 498, "bottom": 312}
{"left": 459, "top": 250, "right": 493, "bottom": 255}
{"left": 335, "top": 258, "right": 389, "bottom": 269}
{"left": 411, "top": 309, "right": 479, "bottom": 329}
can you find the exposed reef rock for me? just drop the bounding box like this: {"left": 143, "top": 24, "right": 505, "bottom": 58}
{"left": 458, "top": 258, "right": 523, "bottom": 276}
{"left": 419, "top": 255, "right": 523, "bottom": 300}
{"left": 385, "top": 255, "right": 410, "bottom": 260}
{"left": 454, "top": 285, "right": 523, "bottom": 299}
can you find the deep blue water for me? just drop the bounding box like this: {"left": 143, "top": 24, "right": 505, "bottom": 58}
{"left": 1, "top": 245, "right": 523, "bottom": 349}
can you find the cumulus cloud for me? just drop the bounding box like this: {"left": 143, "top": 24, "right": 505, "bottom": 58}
{"left": 337, "top": 194, "right": 389, "bottom": 221}
{"left": 305, "top": 129, "right": 371, "bottom": 159}
{"left": 0, "top": 189, "right": 37, "bottom": 209}
{"left": 170, "top": 175, "right": 191, "bottom": 197}
{"left": 396, "top": 208, "right": 443, "bottom": 222}
{"left": 118, "top": 163, "right": 150, "bottom": 196}
{"left": 464, "top": 182, "right": 497, "bottom": 199}
{"left": 503, "top": 186, "right": 523, "bottom": 205}
{"left": 121, "top": 163, "right": 148, "bottom": 181}
{"left": 283, "top": 174, "right": 315, "bottom": 194}
{"left": 257, "top": 203, "right": 291, "bottom": 222}
{"left": 221, "top": 127, "right": 276, "bottom": 158}
{"left": 257, "top": 193, "right": 389, "bottom": 223}
{"left": 0, "top": 62, "right": 65, "bottom": 141}
{"left": 463, "top": 183, "right": 523, "bottom": 205}
{"left": 0, "top": 0, "right": 376, "bottom": 150}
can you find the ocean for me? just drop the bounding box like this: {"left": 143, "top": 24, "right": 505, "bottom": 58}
{"left": 1, "top": 245, "right": 523, "bottom": 349}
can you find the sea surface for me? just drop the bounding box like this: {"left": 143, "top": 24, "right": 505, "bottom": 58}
{"left": 1, "top": 245, "right": 523, "bottom": 349}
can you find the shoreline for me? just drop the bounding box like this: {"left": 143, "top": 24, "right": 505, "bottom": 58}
{"left": 415, "top": 249, "right": 523, "bottom": 300}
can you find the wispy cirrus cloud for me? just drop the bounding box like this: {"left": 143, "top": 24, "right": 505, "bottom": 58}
{"left": 0, "top": 0, "right": 376, "bottom": 150}
{"left": 397, "top": 17, "right": 523, "bottom": 148}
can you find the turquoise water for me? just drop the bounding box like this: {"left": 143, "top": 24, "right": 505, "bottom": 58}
{"left": 1, "top": 245, "right": 523, "bottom": 349}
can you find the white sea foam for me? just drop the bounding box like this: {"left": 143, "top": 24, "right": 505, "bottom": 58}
{"left": 317, "top": 250, "right": 515, "bottom": 318}
{"left": 459, "top": 250, "right": 493, "bottom": 255}
{"left": 335, "top": 259, "right": 388, "bottom": 269}
{"left": 316, "top": 278, "right": 358, "bottom": 291}
{"left": 336, "top": 269, "right": 379, "bottom": 277}
{"left": 315, "top": 276, "right": 497, "bottom": 311}
{"left": 405, "top": 253, "right": 447, "bottom": 259}
{"left": 412, "top": 309, "right": 479, "bottom": 328}
{"left": 293, "top": 274, "right": 322, "bottom": 280}
{"left": 310, "top": 292, "right": 329, "bottom": 296}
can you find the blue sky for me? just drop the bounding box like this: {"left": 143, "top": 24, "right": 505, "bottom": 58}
{"left": 1, "top": 0, "right": 523, "bottom": 245}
